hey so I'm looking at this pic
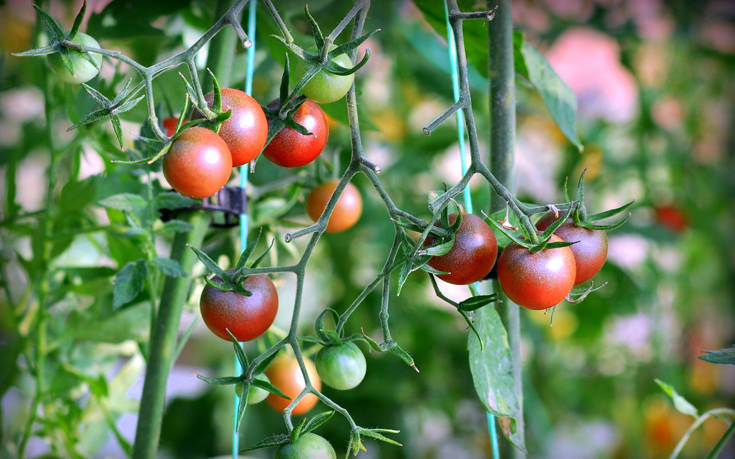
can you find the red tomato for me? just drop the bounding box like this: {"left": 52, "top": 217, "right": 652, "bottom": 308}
{"left": 305, "top": 180, "right": 362, "bottom": 232}
{"left": 192, "top": 88, "right": 268, "bottom": 167}
{"left": 162, "top": 117, "right": 188, "bottom": 137}
{"left": 654, "top": 205, "right": 689, "bottom": 232}
{"left": 427, "top": 213, "right": 498, "bottom": 285}
{"left": 162, "top": 127, "right": 232, "bottom": 199}
{"left": 263, "top": 99, "right": 328, "bottom": 168}
{"left": 497, "top": 235, "right": 576, "bottom": 310}
{"left": 265, "top": 353, "right": 321, "bottom": 415}
{"left": 536, "top": 212, "right": 608, "bottom": 285}
{"left": 199, "top": 274, "right": 278, "bottom": 341}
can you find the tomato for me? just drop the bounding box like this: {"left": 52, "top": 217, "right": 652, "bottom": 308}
{"left": 536, "top": 212, "right": 608, "bottom": 285}
{"left": 162, "top": 117, "right": 188, "bottom": 137}
{"left": 292, "top": 49, "right": 355, "bottom": 104}
{"left": 497, "top": 235, "right": 576, "bottom": 310}
{"left": 162, "top": 126, "right": 232, "bottom": 199}
{"left": 263, "top": 99, "right": 329, "bottom": 168}
{"left": 276, "top": 433, "right": 336, "bottom": 459}
{"left": 199, "top": 274, "right": 278, "bottom": 341}
{"left": 47, "top": 32, "right": 102, "bottom": 84}
{"left": 193, "top": 88, "right": 268, "bottom": 167}
{"left": 305, "top": 180, "right": 362, "bottom": 233}
{"left": 235, "top": 373, "right": 269, "bottom": 405}
{"left": 427, "top": 213, "right": 498, "bottom": 285}
{"left": 654, "top": 205, "right": 689, "bottom": 232}
{"left": 315, "top": 342, "right": 366, "bottom": 390}
{"left": 265, "top": 353, "right": 321, "bottom": 415}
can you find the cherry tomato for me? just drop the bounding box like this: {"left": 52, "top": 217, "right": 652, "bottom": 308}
{"left": 199, "top": 274, "right": 278, "bottom": 341}
{"left": 427, "top": 213, "right": 498, "bottom": 285}
{"left": 263, "top": 99, "right": 329, "bottom": 168}
{"left": 536, "top": 212, "right": 608, "bottom": 285}
{"left": 47, "top": 32, "right": 102, "bottom": 84}
{"left": 305, "top": 180, "right": 362, "bottom": 233}
{"left": 162, "top": 126, "right": 232, "bottom": 199}
{"left": 193, "top": 88, "right": 268, "bottom": 166}
{"left": 162, "top": 117, "right": 188, "bottom": 137}
{"left": 654, "top": 205, "right": 689, "bottom": 232}
{"left": 497, "top": 235, "right": 576, "bottom": 310}
{"left": 292, "top": 49, "right": 355, "bottom": 104}
{"left": 265, "top": 353, "right": 321, "bottom": 415}
{"left": 315, "top": 342, "right": 366, "bottom": 391}
{"left": 235, "top": 373, "right": 270, "bottom": 405}
{"left": 276, "top": 433, "right": 336, "bottom": 459}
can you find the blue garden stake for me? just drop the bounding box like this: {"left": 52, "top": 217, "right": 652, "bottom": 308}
{"left": 443, "top": 2, "right": 500, "bottom": 458}
{"left": 233, "top": 1, "right": 257, "bottom": 457}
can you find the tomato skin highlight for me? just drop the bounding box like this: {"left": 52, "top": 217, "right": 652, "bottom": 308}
{"left": 536, "top": 212, "right": 608, "bottom": 285}
{"left": 162, "top": 127, "right": 232, "bottom": 199}
{"left": 276, "top": 433, "right": 336, "bottom": 459}
{"left": 199, "top": 274, "right": 278, "bottom": 342}
{"left": 497, "top": 235, "right": 576, "bottom": 310}
{"left": 47, "top": 32, "right": 102, "bottom": 83}
{"left": 265, "top": 354, "right": 321, "bottom": 415}
{"left": 264, "top": 99, "right": 329, "bottom": 168}
{"left": 293, "top": 51, "right": 355, "bottom": 104}
{"left": 305, "top": 180, "right": 362, "bottom": 233}
{"left": 315, "top": 342, "right": 367, "bottom": 390}
{"left": 193, "top": 88, "right": 268, "bottom": 166}
{"left": 427, "top": 213, "right": 498, "bottom": 285}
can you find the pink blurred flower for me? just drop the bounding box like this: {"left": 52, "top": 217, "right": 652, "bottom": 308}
{"left": 547, "top": 28, "right": 638, "bottom": 122}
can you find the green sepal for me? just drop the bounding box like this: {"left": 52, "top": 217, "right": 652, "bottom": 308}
{"left": 68, "top": 0, "right": 87, "bottom": 40}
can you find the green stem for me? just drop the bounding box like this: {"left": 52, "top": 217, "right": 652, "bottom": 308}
{"left": 488, "top": 1, "right": 525, "bottom": 457}
{"left": 131, "top": 212, "right": 209, "bottom": 459}
{"left": 706, "top": 415, "right": 735, "bottom": 459}
{"left": 670, "top": 408, "right": 735, "bottom": 459}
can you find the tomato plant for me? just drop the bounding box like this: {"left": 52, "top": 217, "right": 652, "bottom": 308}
{"left": 315, "top": 342, "right": 367, "bottom": 390}
{"left": 47, "top": 32, "right": 102, "bottom": 83}
{"left": 265, "top": 353, "right": 321, "bottom": 416}
{"left": 263, "top": 99, "right": 329, "bottom": 168}
{"left": 193, "top": 88, "right": 268, "bottom": 166}
{"left": 292, "top": 49, "right": 355, "bottom": 104}
{"left": 305, "top": 180, "right": 362, "bottom": 232}
{"left": 276, "top": 433, "right": 336, "bottom": 459}
{"left": 536, "top": 212, "right": 608, "bottom": 285}
{"left": 199, "top": 274, "right": 278, "bottom": 341}
{"left": 428, "top": 213, "right": 498, "bottom": 285}
{"left": 497, "top": 235, "right": 577, "bottom": 310}
{"left": 235, "top": 373, "right": 270, "bottom": 405}
{"left": 162, "top": 126, "right": 232, "bottom": 199}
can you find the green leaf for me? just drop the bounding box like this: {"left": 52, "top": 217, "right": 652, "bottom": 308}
{"left": 187, "top": 244, "right": 229, "bottom": 281}
{"left": 68, "top": 1, "right": 87, "bottom": 40}
{"left": 251, "top": 378, "right": 290, "bottom": 400}
{"left": 99, "top": 193, "right": 147, "bottom": 212}
{"left": 301, "top": 411, "right": 335, "bottom": 434}
{"left": 515, "top": 32, "right": 582, "bottom": 150}
{"left": 112, "top": 260, "right": 147, "bottom": 308}
{"left": 304, "top": 4, "right": 325, "bottom": 51}
{"left": 65, "top": 302, "right": 150, "bottom": 343}
{"left": 155, "top": 192, "right": 197, "bottom": 210}
{"left": 151, "top": 257, "right": 185, "bottom": 277}
{"left": 698, "top": 346, "right": 735, "bottom": 365}
{"left": 468, "top": 306, "right": 525, "bottom": 452}
{"left": 33, "top": 5, "right": 66, "bottom": 42}
{"left": 655, "top": 379, "right": 699, "bottom": 418}
{"left": 157, "top": 219, "right": 194, "bottom": 234}
{"left": 419, "top": 237, "right": 454, "bottom": 256}
{"left": 458, "top": 294, "right": 497, "bottom": 311}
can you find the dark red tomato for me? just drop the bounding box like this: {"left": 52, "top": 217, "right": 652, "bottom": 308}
{"left": 497, "top": 235, "right": 576, "bottom": 310}
{"left": 265, "top": 353, "right": 321, "bottom": 415}
{"left": 305, "top": 180, "right": 362, "bottom": 232}
{"left": 199, "top": 274, "right": 278, "bottom": 341}
{"left": 536, "top": 212, "right": 608, "bottom": 285}
{"left": 263, "top": 99, "right": 328, "bottom": 168}
{"left": 162, "top": 117, "right": 188, "bottom": 137}
{"left": 162, "top": 127, "right": 232, "bottom": 199}
{"left": 192, "top": 88, "right": 268, "bottom": 167}
{"left": 427, "top": 213, "right": 498, "bottom": 285}
{"left": 654, "top": 205, "right": 689, "bottom": 232}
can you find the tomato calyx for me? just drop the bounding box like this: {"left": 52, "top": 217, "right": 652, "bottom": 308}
{"left": 241, "top": 414, "right": 337, "bottom": 454}
{"left": 482, "top": 203, "right": 579, "bottom": 253}
{"left": 565, "top": 170, "right": 634, "bottom": 231}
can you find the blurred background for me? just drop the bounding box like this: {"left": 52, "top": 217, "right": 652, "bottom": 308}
{"left": 1, "top": 0, "right": 734, "bottom": 458}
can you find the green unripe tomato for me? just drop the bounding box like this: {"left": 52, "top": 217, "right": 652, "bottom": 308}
{"left": 292, "top": 48, "right": 354, "bottom": 104}
{"left": 276, "top": 433, "right": 336, "bottom": 459}
{"left": 315, "top": 342, "right": 366, "bottom": 391}
{"left": 235, "top": 373, "right": 269, "bottom": 405}
{"left": 47, "top": 32, "right": 102, "bottom": 84}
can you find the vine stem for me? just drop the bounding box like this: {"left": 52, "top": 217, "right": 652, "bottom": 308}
{"left": 669, "top": 408, "right": 735, "bottom": 459}
{"left": 486, "top": 0, "right": 526, "bottom": 455}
